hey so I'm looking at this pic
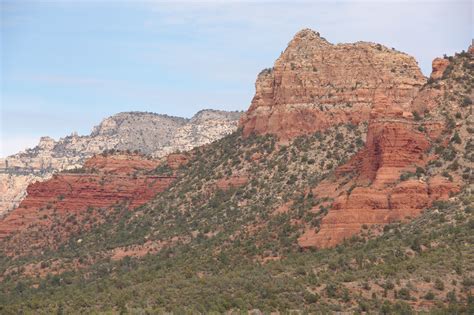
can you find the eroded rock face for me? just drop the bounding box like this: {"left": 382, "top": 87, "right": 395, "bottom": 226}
{"left": 336, "top": 119, "right": 431, "bottom": 186}
{"left": 216, "top": 176, "right": 248, "bottom": 191}
{"left": 298, "top": 91, "right": 462, "bottom": 249}
{"left": 300, "top": 175, "right": 461, "bottom": 248}
{"left": 83, "top": 154, "right": 160, "bottom": 174}
{"left": 430, "top": 58, "right": 450, "bottom": 80}
{"left": 0, "top": 110, "right": 241, "bottom": 216}
{"left": 250, "top": 30, "right": 472, "bottom": 247}
{"left": 0, "top": 154, "right": 176, "bottom": 255}
{"left": 240, "top": 29, "right": 425, "bottom": 139}
{"left": 167, "top": 153, "right": 190, "bottom": 170}
{"left": 240, "top": 30, "right": 461, "bottom": 247}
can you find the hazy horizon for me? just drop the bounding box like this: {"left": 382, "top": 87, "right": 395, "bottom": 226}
{"left": 1, "top": 0, "right": 472, "bottom": 157}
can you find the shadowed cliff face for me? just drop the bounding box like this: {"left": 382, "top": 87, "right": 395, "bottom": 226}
{"left": 240, "top": 29, "right": 426, "bottom": 140}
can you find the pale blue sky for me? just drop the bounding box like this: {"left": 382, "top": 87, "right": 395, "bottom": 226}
{"left": 1, "top": 0, "right": 472, "bottom": 157}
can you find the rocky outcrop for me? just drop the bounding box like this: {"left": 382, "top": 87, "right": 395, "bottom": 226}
{"left": 336, "top": 118, "right": 431, "bottom": 186}
{"left": 299, "top": 175, "right": 461, "bottom": 248}
{"left": 83, "top": 153, "right": 159, "bottom": 174}
{"left": 240, "top": 29, "right": 425, "bottom": 139}
{"left": 159, "top": 110, "right": 242, "bottom": 156}
{"left": 0, "top": 110, "right": 241, "bottom": 216}
{"left": 216, "top": 176, "right": 248, "bottom": 191}
{"left": 430, "top": 58, "right": 450, "bottom": 80}
{"left": 166, "top": 153, "right": 190, "bottom": 170}
{"left": 297, "top": 50, "right": 472, "bottom": 249}
{"left": 0, "top": 154, "right": 176, "bottom": 255}
{"left": 305, "top": 122, "right": 457, "bottom": 247}
{"left": 236, "top": 29, "right": 468, "bottom": 249}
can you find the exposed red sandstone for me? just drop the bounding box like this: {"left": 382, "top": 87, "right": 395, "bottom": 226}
{"left": 300, "top": 175, "right": 460, "bottom": 248}
{"left": 0, "top": 154, "right": 176, "bottom": 255}
{"left": 262, "top": 34, "right": 468, "bottom": 247}
{"left": 299, "top": 100, "right": 460, "bottom": 249}
{"left": 84, "top": 153, "right": 159, "bottom": 174}
{"left": 251, "top": 152, "right": 263, "bottom": 161}
{"left": 430, "top": 58, "right": 450, "bottom": 80}
{"left": 293, "top": 43, "right": 472, "bottom": 249}
{"left": 336, "top": 119, "right": 431, "bottom": 186}
{"left": 166, "top": 153, "right": 190, "bottom": 170}
{"left": 240, "top": 29, "right": 425, "bottom": 139}
{"left": 216, "top": 176, "right": 248, "bottom": 191}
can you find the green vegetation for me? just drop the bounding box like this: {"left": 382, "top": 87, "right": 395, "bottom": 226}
{"left": 0, "top": 49, "right": 472, "bottom": 313}
{"left": 0, "top": 189, "right": 472, "bottom": 313}
{"left": 0, "top": 116, "right": 473, "bottom": 313}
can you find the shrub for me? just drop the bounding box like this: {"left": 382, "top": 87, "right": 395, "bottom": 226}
{"left": 362, "top": 281, "right": 371, "bottom": 290}
{"left": 413, "top": 111, "right": 422, "bottom": 121}
{"left": 448, "top": 160, "right": 460, "bottom": 171}
{"left": 451, "top": 132, "right": 462, "bottom": 144}
{"left": 424, "top": 291, "right": 435, "bottom": 300}
{"left": 434, "top": 278, "right": 445, "bottom": 291}
{"left": 446, "top": 116, "right": 456, "bottom": 129}
{"left": 304, "top": 292, "right": 319, "bottom": 303}
{"left": 461, "top": 96, "right": 472, "bottom": 107}
{"left": 415, "top": 167, "right": 426, "bottom": 177}
{"left": 326, "top": 283, "right": 338, "bottom": 298}
{"left": 400, "top": 172, "right": 415, "bottom": 181}
{"left": 410, "top": 238, "right": 422, "bottom": 252}
{"left": 384, "top": 281, "right": 395, "bottom": 290}
{"left": 441, "top": 171, "right": 453, "bottom": 181}
{"left": 398, "top": 287, "right": 411, "bottom": 300}
{"left": 447, "top": 290, "right": 457, "bottom": 302}
{"left": 40, "top": 261, "right": 50, "bottom": 269}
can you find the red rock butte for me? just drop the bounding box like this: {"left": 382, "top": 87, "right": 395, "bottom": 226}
{"left": 240, "top": 29, "right": 468, "bottom": 249}
{"left": 240, "top": 28, "right": 426, "bottom": 140}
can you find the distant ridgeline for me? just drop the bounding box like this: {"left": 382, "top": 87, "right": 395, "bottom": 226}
{"left": 0, "top": 110, "right": 242, "bottom": 216}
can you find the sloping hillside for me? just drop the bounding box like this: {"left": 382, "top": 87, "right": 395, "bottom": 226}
{"left": 0, "top": 30, "right": 472, "bottom": 314}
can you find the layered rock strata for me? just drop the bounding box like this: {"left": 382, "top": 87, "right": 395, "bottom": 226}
{"left": 0, "top": 154, "right": 178, "bottom": 255}
{"left": 1, "top": 110, "right": 241, "bottom": 215}
{"left": 240, "top": 29, "right": 425, "bottom": 139}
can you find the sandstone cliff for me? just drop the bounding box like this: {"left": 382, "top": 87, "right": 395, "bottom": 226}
{"left": 240, "top": 29, "right": 425, "bottom": 139}
{"left": 0, "top": 110, "right": 241, "bottom": 216}
{"left": 299, "top": 45, "right": 473, "bottom": 248}
{"left": 238, "top": 29, "right": 472, "bottom": 249}
{"left": 0, "top": 153, "right": 180, "bottom": 256}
